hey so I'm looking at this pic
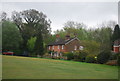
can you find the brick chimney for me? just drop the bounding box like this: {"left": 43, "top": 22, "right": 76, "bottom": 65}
{"left": 56, "top": 34, "right": 60, "bottom": 42}
{"left": 65, "top": 34, "right": 70, "bottom": 40}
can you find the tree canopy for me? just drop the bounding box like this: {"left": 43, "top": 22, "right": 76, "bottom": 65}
{"left": 2, "top": 20, "right": 22, "bottom": 51}
{"left": 12, "top": 9, "right": 51, "bottom": 56}
{"left": 112, "top": 24, "right": 120, "bottom": 41}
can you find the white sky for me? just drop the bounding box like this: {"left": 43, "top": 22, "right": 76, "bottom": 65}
{"left": 0, "top": 0, "right": 119, "bottom": 34}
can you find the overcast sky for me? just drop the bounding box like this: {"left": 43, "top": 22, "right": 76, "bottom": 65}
{"left": 1, "top": 1, "right": 118, "bottom": 33}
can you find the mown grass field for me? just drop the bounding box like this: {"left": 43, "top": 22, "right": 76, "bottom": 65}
{"left": 2, "top": 55, "right": 118, "bottom": 79}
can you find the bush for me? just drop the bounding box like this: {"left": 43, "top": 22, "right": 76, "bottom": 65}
{"left": 117, "top": 53, "right": 120, "bottom": 66}
{"left": 12, "top": 49, "right": 22, "bottom": 56}
{"left": 73, "top": 51, "right": 80, "bottom": 61}
{"left": 48, "top": 50, "right": 52, "bottom": 54}
{"left": 79, "top": 51, "right": 88, "bottom": 62}
{"left": 97, "top": 51, "right": 111, "bottom": 64}
{"left": 106, "top": 60, "right": 117, "bottom": 66}
{"left": 110, "top": 52, "right": 119, "bottom": 60}
{"left": 64, "top": 52, "right": 74, "bottom": 60}
{"left": 85, "top": 55, "right": 96, "bottom": 63}
{"left": 43, "top": 53, "right": 51, "bottom": 58}
{"left": 29, "top": 53, "right": 37, "bottom": 57}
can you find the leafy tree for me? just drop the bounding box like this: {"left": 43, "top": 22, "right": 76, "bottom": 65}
{"left": 97, "top": 51, "right": 111, "bottom": 64}
{"left": 112, "top": 24, "right": 120, "bottom": 41}
{"left": 27, "top": 37, "right": 36, "bottom": 52}
{"left": 98, "top": 21, "right": 117, "bottom": 29}
{"left": 98, "top": 27, "right": 112, "bottom": 51}
{"left": 2, "top": 20, "right": 22, "bottom": 51}
{"left": 85, "top": 54, "right": 96, "bottom": 63}
{"left": 111, "top": 24, "right": 120, "bottom": 50}
{"left": 34, "top": 25, "right": 44, "bottom": 57}
{"left": 63, "top": 21, "right": 87, "bottom": 39}
{"left": 0, "top": 23, "right": 1, "bottom": 51}
{"left": 82, "top": 40, "right": 100, "bottom": 55}
{"left": 0, "top": 12, "right": 7, "bottom": 21}
{"left": 79, "top": 51, "right": 88, "bottom": 62}
{"left": 86, "top": 27, "right": 113, "bottom": 51}
{"left": 63, "top": 21, "right": 87, "bottom": 29}
{"left": 64, "top": 52, "right": 74, "bottom": 60}
{"left": 12, "top": 9, "right": 51, "bottom": 56}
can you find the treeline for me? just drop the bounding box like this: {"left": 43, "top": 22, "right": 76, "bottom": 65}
{"left": 47, "top": 21, "right": 120, "bottom": 65}
{"left": 50, "top": 21, "right": 118, "bottom": 54}
{"left": 1, "top": 9, "right": 120, "bottom": 62}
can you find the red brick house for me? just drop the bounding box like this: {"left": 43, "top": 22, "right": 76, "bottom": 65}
{"left": 47, "top": 35, "right": 83, "bottom": 57}
{"left": 113, "top": 39, "right": 120, "bottom": 53}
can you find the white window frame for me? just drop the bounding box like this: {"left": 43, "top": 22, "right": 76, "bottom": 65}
{"left": 49, "top": 46, "right": 50, "bottom": 50}
{"left": 52, "top": 46, "right": 54, "bottom": 49}
{"left": 58, "top": 45, "right": 60, "bottom": 49}
{"left": 62, "top": 45, "right": 64, "bottom": 49}
{"left": 79, "top": 46, "right": 84, "bottom": 50}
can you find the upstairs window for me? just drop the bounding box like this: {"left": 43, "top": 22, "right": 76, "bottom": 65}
{"left": 49, "top": 46, "right": 50, "bottom": 50}
{"left": 58, "top": 45, "right": 60, "bottom": 49}
{"left": 52, "top": 46, "right": 54, "bottom": 49}
{"left": 62, "top": 45, "right": 64, "bottom": 49}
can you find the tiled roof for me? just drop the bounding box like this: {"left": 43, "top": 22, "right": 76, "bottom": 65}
{"left": 114, "top": 39, "right": 120, "bottom": 46}
{"left": 48, "top": 37, "right": 75, "bottom": 46}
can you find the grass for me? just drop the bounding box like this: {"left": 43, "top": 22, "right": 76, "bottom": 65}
{"left": 2, "top": 55, "right": 118, "bottom": 79}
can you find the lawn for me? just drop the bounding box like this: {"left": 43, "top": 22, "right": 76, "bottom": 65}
{"left": 2, "top": 55, "right": 118, "bottom": 79}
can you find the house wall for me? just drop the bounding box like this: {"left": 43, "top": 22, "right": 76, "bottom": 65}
{"left": 48, "top": 45, "right": 66, "bottom": 53}
{"left": 48, "top": 39, "right": 81, "bottom": 53}
{"left": 113, "top": 46, "right": 120, "bottom": 53}
{"left": 65, "top": 39, "right": 80, "bottom": 52}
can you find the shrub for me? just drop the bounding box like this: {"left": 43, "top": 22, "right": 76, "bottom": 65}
{"left": 12, "top": 49, "right": 22, "bottom": 56}
{"left": 61, "top": 56, "right": 67, "bottom": 60}
{"left": 110, "top": 52, "right": 119, "bottom": 60}
{"left": 73, "top": 51, "right": 80, "bottom": 61}
{"left": 106, "top": 60, "right": 117, "bottom": 66}
{"left": 48, "top": 50, "right": 52, "bottom": 54}
{"left": 117, "top": 53, "right": 120, "bottom": 66}
{"left": 43, "top": 53, "right": 51, "bottom": 58}
{"left": 79, "top": 51, "right": 88, "bottom": 62}
{"left": 97, "top": 51, "right": 111, "bottom": 64}
{"left": 85, "top": 54, "right": 96, "bottom": 63}
{"left": 64, "top": 52, "right": 74, "bottom": 60}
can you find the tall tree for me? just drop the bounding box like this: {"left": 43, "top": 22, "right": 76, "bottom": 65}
{"left": 0, "top": 12, "right": 7, "bottom": 21}
{"left": 2, "top": 20, "right": 22, "bottom": 51}
{"left": 12, "top": 9, "right": 51, "bottom": 56}
{"left": 112, "top": 24, "right": 120, "bottom": 41}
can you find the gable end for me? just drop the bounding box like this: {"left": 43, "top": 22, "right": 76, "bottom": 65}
{"left": 65, "top": 37, "right": 80, "bottom": 45}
